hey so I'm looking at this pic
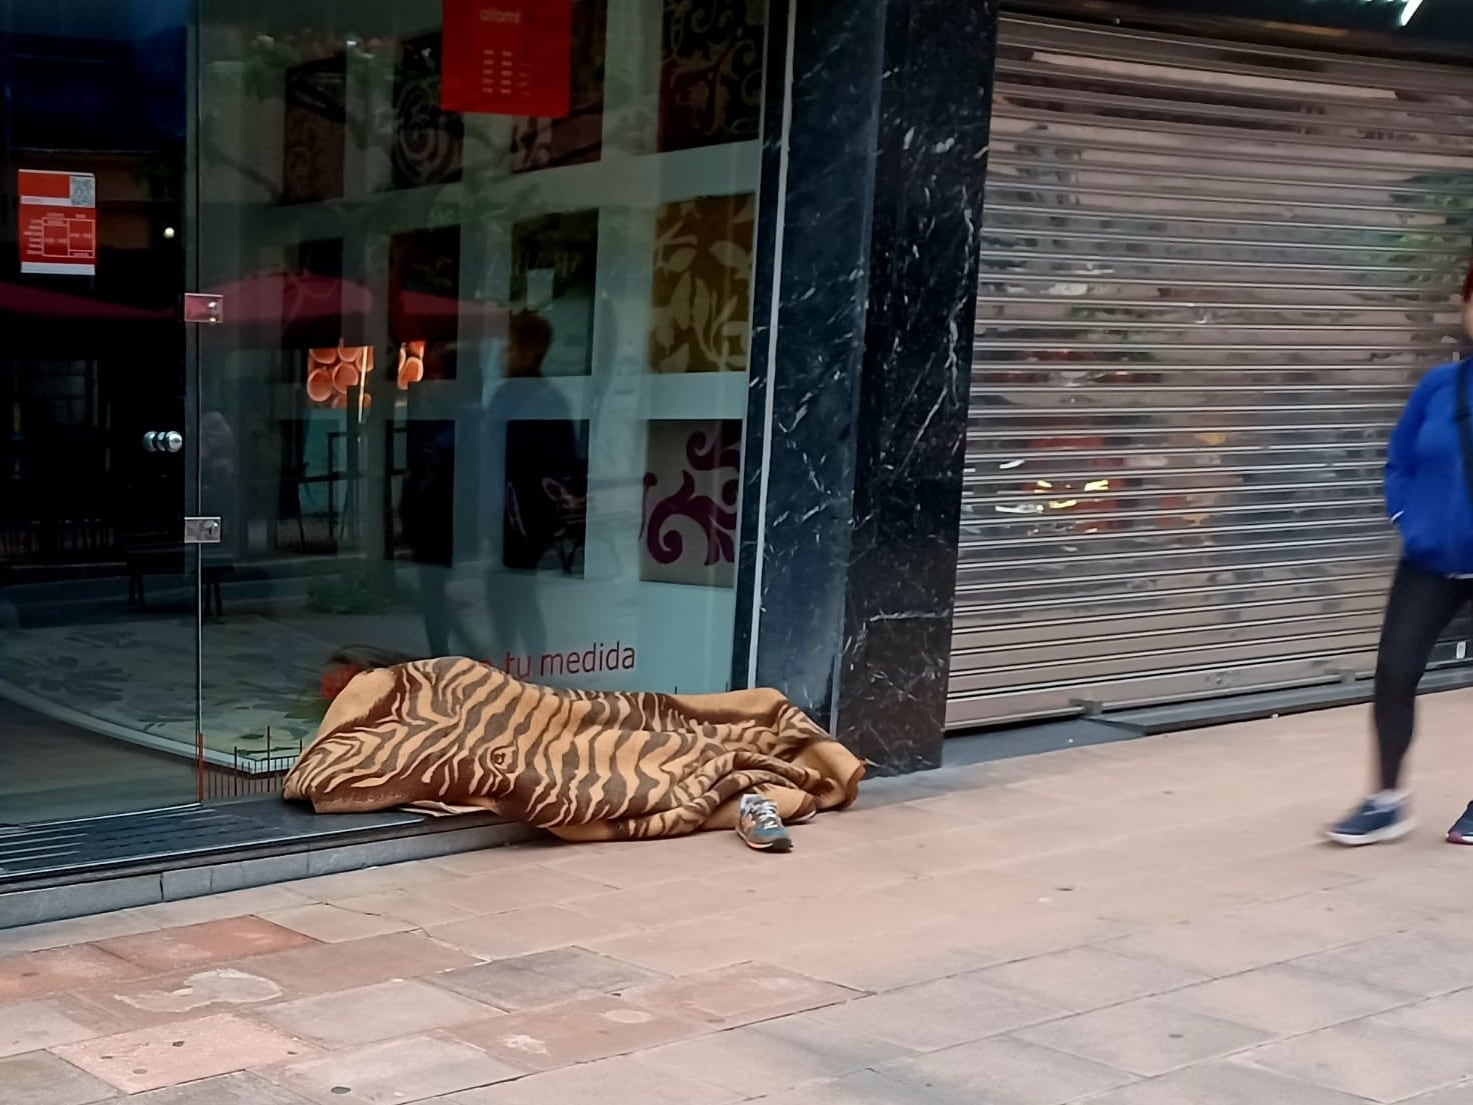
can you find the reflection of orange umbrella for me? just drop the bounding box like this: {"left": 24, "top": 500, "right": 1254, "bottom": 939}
{"left": 0, "top": 281, "right": 172, "bottom": 322}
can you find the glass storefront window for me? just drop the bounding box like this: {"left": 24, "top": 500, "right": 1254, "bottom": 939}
{"left": 193, "top": 0, "right": 768, "bottom": 769}
{"left": 0, "top": 1, "right": 199, "bottom": 823}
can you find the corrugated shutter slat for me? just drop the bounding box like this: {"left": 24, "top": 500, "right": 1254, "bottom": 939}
{"left": 948, "top": 16, "right": 1473, "bottom": 729}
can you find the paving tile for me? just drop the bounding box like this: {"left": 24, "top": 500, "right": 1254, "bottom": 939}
{"left": 1071, "top": 878, "right": 1257, "bottom": 928}
{"left": 243, "top": 932, "right": 477, "bottom": 996}
{"left": 879, "top": 1034, "right": 1136, "bottom": 1105}
{"left": 728, "top": 891, "right": 959, "bottom": 946}
{"left": 438, "top": 1053, "right": 738, "bottom": 1104}
{"left": 797, "top": 803, "right": 969, "bottom": 844}
{"left": 1400, "top": 1083, "right": 1473, "bottom": 1105}
{"left": 447, "top": 994, "right": 702, "bottom": 1071}
{"left": 1102, "top": 914, "right": 1334, "bottom": 977}
{"left": 0, "top": 945, "right": 146, "bottom": 1003}
{"left": 1016, "top": 998, "right": 1272, "bottom": 1077}
{"left": 1372, "top": 988, "right": 1473, "bottom": 1044}
{"left": 0, "top": 995, "right": 124, "bottom": 1058}
{"left": 639, "top": 1016, "right": 911, "bottom": 1097}
{"left": 765, "top": 920, "right": 1005, "bottom": 992}
{"left": 966, "top": 905, "right": 1132, "bottom": 963}
{"left": 932, "top": 783, "right": 1075, "bottom": 822}
{"left": 1228, "top": 888, "right": 1435, "bottom": 945}
{"left": 256, "top": 904, "right": 413, "bottom": 944}
{"left": 806, "top": 974, "right": 1063, "bottom": 1052}
{"left": 70, "top": 965, "right": 290, "bottom": 1028}
{"left": 869, "top": 868, "right": 1062, "bottom": 918}
{"left": 425, "top": 906, "right": 629, "bottom": 959}
{"left": 125, "top": 1071, "right": 314, "bottom": 1104}
{"left": 0, "top": 1051, "right": 119, "bottom": 1105}
{"left": 585, "top": 914, "right": 786, "bottom": 976}
{"left": 96, "top": 917, "right": 318, "bottom": 972}
{"left": 1246, "top": 1017, "right": 1473, "bottom": 1102}
{"left": 710, "top": 855, "right": 918, "bottom": 905}
{"left": 573, "top": 879, "right": 766, "bottom": 929}
{"left": 418, "top": 867, "right": 610, "bottom": 914}
{"left": 1080, "top": 1059, "right": 1378, "bottom": 1105}
{"left": 727, "top": 1069, "right": 959, "bottom": 1105}
{"left": 54, "top": 1012, "right": 317, "bottom": 1094}
{"left": 1337, "top": 868, "right": 1473, "bottom": 914}
{"left": 328, "top": 890, "right": 480, "bottom": 929}
{"left": 976, "top": 946, "right": 1205, "bottom": 1012}
{"left": 255, "top": 978, "right": 499, "bottom": 1046}
{"left": 431, "top": 947, "right": 663, "bottom": 1010}
{"left": 507, "top": 843, "right": 748, "bottom": 891}
{"left": 428, "top": 842, "right": 565, "bottom": 878}
{"left": 1294, "top": 929, "right": 1473, "bottom": 998}
{"left": 266, "top": 1034, "right": 522, "bottom": 1104}
{"left": 620, "top": 962, "right": 857, "bottom": 1029}
{"left": 842, "top": 826, "right": 1011, "bottom": 876}
{"left": 1196, "top": 851, "right": 1361, "bottom": 903}
{"left": 1159, "top": 965, "right": 1410, "bottom": 1036}
{"left": 128, "top": 886, "right": 317, "bottom": 928}
{"left": 0, "top": 912, "right": 159, "bottom": 956}
{"left": 285, "top": 861, "right": 458, "bottom": 901}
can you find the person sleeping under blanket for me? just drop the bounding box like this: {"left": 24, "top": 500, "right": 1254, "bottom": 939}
{"left": 282, "top": 654, "right": 865, "bottom": 851}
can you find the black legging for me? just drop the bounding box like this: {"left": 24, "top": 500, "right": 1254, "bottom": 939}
{"left": 1374, "top": 558, "right": 1473, "bottom": 789}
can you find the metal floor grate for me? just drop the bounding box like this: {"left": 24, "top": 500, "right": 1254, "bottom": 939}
{"left": 0, "top": 801, "right": 429, "bottom": 885}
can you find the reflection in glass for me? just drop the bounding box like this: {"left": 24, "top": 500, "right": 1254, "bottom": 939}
{"left": 193, "top": 0, "right": 767, "bottom": 778}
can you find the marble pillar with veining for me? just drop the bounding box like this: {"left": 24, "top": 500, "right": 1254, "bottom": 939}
{"left": 734, "top": 0, "right": 999, "bottom": 773}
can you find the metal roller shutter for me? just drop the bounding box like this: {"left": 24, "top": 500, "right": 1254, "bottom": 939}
{"left": 949, "top": 15, "right": 1473, "bottom": 730}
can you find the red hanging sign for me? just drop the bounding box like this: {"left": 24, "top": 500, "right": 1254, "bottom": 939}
{"left": 440, "top": 0, "right": 573, "bottom": 118}
{"left": 18, "top": 170, "right": 97, "bottom": 277}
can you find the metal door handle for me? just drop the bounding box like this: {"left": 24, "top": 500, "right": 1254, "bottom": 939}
{"left": 142, "top": 430, "right": 184, "bottom": 454}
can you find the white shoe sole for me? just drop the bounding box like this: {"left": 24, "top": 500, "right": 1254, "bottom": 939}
{"left": 1325, "top": 819, "right": 1415, "bottom": 847}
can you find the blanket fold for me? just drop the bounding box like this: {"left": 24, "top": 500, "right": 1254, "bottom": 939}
{"left": 282, "top": 657, "right": 864, "bottom": 842}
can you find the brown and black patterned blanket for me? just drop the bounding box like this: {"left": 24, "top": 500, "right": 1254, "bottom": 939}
{"left": 282, "top": 657, "right": 864, "bottom": 841}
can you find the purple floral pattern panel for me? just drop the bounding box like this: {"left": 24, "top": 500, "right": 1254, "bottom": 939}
{"left": 658, "top": 0, "right": 765, "bottom": 153}
{"left": 509, "top": 0, "right": 608, "bottom": 173}
{"left": 648, "top": 193, "right": 755, "bottom": 374}
{"left": 641, "top": 419, "right": 741, "bottom": 588}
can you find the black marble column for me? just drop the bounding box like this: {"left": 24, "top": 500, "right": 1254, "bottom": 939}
{"left": 734, "top": 0, "right": 998, "bottom": 773}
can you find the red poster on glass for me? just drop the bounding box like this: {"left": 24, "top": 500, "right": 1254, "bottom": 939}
{"left": 441, "top": 0, "right": 573, "bottom": 118}
{"left": 18, "top": 170, "right": 97, "bottom": 277}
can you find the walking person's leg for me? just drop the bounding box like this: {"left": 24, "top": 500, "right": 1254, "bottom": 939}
{"left": 1328, "top": 558, "right": 1463, "bottom": 845}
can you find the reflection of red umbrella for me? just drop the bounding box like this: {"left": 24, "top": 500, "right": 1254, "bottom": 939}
{"left": 390, "top": 289, "right": 506, "bottom": 343}
{"left": 0, "top": 281, "right": 172, "bottom": 322}
{"left": 204, "top": 270, "right": 374, "bottom": 345}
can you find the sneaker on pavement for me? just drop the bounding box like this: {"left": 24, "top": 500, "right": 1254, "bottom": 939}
{"left": 1447, "top": 802, "right": 1473, "bottom": 845}
{"left": 737, "top": 793, "right": 792, "bottom": 853}
{"left": 1325, "top": 798, "right": 1413, "bottom": 846}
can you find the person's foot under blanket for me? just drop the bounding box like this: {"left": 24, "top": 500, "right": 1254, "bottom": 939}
{"left": 281, "top": 657, "right": 865, "bottom": 842}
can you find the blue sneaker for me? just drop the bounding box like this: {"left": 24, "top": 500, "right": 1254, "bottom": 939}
{"left": 736, "top": 794, "right": 792, "bottom": 853}
{"left": 1446, "top": 803, "right": 1473, "bottom": 845}
{"left": 1325, "top": 798, "right": 1413, "bottom": 846}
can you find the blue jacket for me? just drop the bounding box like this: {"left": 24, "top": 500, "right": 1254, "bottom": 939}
{"left": 1387, "top": 358, "right": 1473, "bottom": 576}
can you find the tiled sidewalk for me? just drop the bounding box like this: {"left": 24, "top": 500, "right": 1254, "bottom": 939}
{"left": 7, "top": 692, "right": 1473, "bottom": 1103}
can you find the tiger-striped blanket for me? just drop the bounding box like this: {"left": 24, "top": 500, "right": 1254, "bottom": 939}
{"left": 282, "top": 657, "right": 864, "bottom": 842}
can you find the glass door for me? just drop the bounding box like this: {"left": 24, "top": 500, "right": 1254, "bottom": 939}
{"left": 0, "top": 0, "right": 204, "bottom": 825}
{"left": 192, "top": 0, "right": 771, "bottom": 800}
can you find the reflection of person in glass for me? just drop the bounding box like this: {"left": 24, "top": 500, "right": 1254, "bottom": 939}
{"left": 199, "top": 411, "right": 236, "bottom": 518}
{"left": 1327, "top": 264, "right": 1473, "bottom": 847}
{"left": 489, "top": 310, "right": 586, "bottom": 676}
{"left": 502, "top": 311, "right": 585, "bottom": 570}
{"left": 401, "top": 385, "right": 481, "bottom": 659}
